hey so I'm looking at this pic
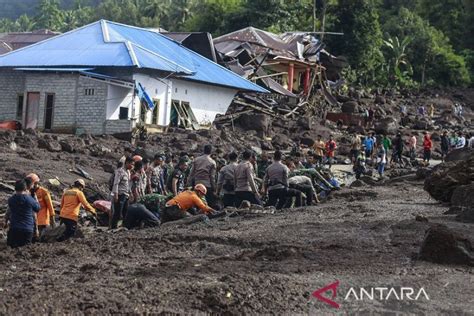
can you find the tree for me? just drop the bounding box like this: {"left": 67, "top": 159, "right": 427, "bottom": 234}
{"left": 327, "top": 0, "right": 385, "bottom": 85}
{"left": 15, "top": 14, "right": 36, "bottom": 32}
{"left": 35, "top": 0, "right": 64, "bottom": 30}
{"left": 383, "top": 36, "right": 413, "bottom": 86}
{"left": 383, "top": 7, "right": 470, "bottom": 86}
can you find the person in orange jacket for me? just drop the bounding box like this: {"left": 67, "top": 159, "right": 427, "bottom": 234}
{"left": 26, "top": 173, "right": 56, "bottom": 234}
{"left": 161, "top": 184, "right": 215, "bottom": 223}
{"left": 57, "top": 179, "right": 96, "bottom": 242}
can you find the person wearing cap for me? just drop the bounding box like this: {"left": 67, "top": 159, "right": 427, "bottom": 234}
{"left": 5, "top": 180, "right": 40, "bottom": 248}
{"left": 161, "top": 184, "right": 215, "bottom": 222}
{"left": 26, "top": 173, "right": 56, "bottom": 234}
{"left": 57, "top": 179, "right": 96, "bottom": 242}
{"left": 187, "top": 144, "right": 218, "bottom": 209}
{"left": 166, "top": 158, "right": 188, "bottom": 196}
{"left": 217, "top": 152, "right": 238, "bottom": 207}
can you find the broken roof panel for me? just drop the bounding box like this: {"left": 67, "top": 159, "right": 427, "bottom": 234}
{"left": 0, "top": 20, "right": 267, "bottom": 93}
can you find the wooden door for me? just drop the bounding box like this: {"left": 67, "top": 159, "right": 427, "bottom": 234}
{"left": 25, "top": 92, "right": 40, "bottom": 129}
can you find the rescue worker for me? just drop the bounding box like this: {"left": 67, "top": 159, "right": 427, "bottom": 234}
{"left": 57, "top": 179, "right": 96, "bottom": 242}
{"left": 161, "top": 184, "right": 215, "bottom": 223}
{"left": 288, "top": 175, "right": 319, "bottom": 205}
{"left": 5, "top": 180, "right": 40, "bottom": 248}
{"left": 187, "top": 144, "right": 218, "bottom": 209}
{"left": 130, "top": 157, "right": 146, "bottom": 203}
{"left": 263, "top": 150, "right": 303, "bottom": 209}
{"left": 148, "top": 154, "right": 167, "bottom": 195}
{"left": 217, "top": 152, "right": 238, "bottom": 207}
{"left": 234, "top": 150, "right": 261, "bottom": 207}
{"left": 110, "top": 156, "right": 133, "bottom": 229}
{"left": 123, "top": 203, "right": 160, "bottom": 229}
{"left": 313, "top": 134, "right": 325, "bottom": 166}
{"left": 26, "top": 173, "right": 55, "bottom": 234}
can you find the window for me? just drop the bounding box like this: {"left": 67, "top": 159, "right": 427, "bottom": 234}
{"left": 170, "top": 100, "right": 198, "bottom": 129}
{"left": 44, "top": 93, "right": 55, "bottom": 130}
{"left": 119, "top": 107, "right": 128, "bottom": 120}
{"left": 85, "top": 88, "right": 95, "bottom": 96}
{"left": 16, "top": 94, "right": 24, "bottom": 121}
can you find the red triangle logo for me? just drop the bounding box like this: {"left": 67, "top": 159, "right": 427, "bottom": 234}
{"left": 312, "top": 280, "right": 340, "bottom": 308}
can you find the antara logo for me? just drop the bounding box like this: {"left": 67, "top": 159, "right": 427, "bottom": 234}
{"left": 312, "top": 281, "right": 430, "bottom": 309}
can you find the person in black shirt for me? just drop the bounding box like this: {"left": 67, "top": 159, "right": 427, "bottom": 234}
{"left": 167, "top": 159, "right": 188, "bottom": 196}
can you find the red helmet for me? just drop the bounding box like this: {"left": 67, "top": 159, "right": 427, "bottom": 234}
{"left": 27, "top": 173, "right": 40, "bottom": 184}
{"left": 194, "top": 184, "right": 207, "bottom": 195}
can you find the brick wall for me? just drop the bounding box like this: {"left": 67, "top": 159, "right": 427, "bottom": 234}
{"left": 76, "top": 76, "right": 108, "bottom": 134}
{"left": 0, "top": 69, "right": 25, "bottom": 121}
{"left": 24, "top": 72, "right": 77, "bottom": 131}
{"left": 105, "top": 119, "right": 132, "bottom": 134}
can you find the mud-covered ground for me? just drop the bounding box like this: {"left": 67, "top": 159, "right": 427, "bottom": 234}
{"left": 1, "top": 178, "right": 473, "bottom": 314}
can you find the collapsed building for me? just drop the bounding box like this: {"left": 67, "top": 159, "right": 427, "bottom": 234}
{"left": 0, "top": 21, "right": 266, "bottom": 135}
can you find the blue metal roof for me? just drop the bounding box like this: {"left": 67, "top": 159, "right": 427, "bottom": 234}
{"left": 0, "top": 20, "right": 267, "bottom": 93}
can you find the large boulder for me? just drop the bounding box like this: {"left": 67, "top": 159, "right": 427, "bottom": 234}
{"left": 341, "top": 101, "right": 358, "bottom": 113}
{"left": 236, "top": 113, "right": 270, "bottom": 134}
{"left": 418, "top": 224, "right": 474, "bottom": 266}
{"left": 445, "top": 148, "right": 473, "bottom": 162}
{"left": 271, "top": 134, "right": 291, "bottom": 149}
{"left": 37, "top": 138, "right": 62, "bottom": 152}
{"left": 375, "top": 95, "right": 386, "bottom": 104}
{"left": 424, "top": 150, "right": 474, "bottom": 202}
{"left": 374, "top": 117, "right": 398, "bottom": 135}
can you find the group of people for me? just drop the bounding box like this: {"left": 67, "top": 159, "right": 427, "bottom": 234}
{"left": 5, "top": 127, "right": 472, "bottom": 249}
{"left": 4, "top": 174, "right": 96, "bottom": 248}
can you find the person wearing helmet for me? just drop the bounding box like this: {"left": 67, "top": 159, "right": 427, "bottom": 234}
{"left": 26, "top": 173, "right": 56, "bottom": 234}
{"left": 187, "top": 144, "right": 218, "bottom": 209}
{"left": 161, "top": 184, "right": 215, "bottom": 223}
{"left": 57, "top": 179, "right": 96, "bottom": 242}
{"left": 132, "top": 155, "right": 143, "bottom": 162}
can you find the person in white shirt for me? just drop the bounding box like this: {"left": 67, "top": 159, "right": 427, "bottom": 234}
{"left": 455, "top": 132, "right": 466, "bottom": 149}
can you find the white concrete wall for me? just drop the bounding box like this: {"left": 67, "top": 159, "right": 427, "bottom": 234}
{"left": 171, "top": 79, "right": 238, "bottom": 125}
{"left": 132, "top": 73, "right": 172, "bottom": 126}
{"left": 106, "top": 85, "right": 134, "bottom": 120}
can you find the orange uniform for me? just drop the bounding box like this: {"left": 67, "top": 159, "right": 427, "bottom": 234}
{"left": 59, "top": 188, "right": 96, "bottom": 222}
{"left": 36, "top": 186, "right": 55, "bottom": 226}
{"left": 166, "top": 190, "right": 212, "bottom": 214}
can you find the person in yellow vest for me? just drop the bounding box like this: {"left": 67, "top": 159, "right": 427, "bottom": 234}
{"left": 57, "top": 179, "right": 96, "bottom": 242}
{"left": 26, "top": 173, "right": 56, "bottom": 234}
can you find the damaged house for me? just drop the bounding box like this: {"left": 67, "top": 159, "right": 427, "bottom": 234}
{"left": 0, "top": 20, "right": 266, "bottom": 135}
{"left": 213, "top": 27, "right": 347, "bottom": 99}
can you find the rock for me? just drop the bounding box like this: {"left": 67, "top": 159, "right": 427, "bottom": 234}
{"left": 415, "top": 215, "right": 428, "bottom": 222}
{"left": 341, "top": 101, "right": 358, "bottom": 113}
{"left": 451, "top": 184, "right": 474, "bottom": 210}
{"left": 424, "top": 151, "right": 474, "bottom": 202}
{"left": 102, "top": 163, "right": 115, "bottom": 174}
{"left": 445, "top": 148, "right": 473, "bottom": 162}
{"left": 37, "top": 138, "right": 62, "bottom": 152}
{"left": 415, "top": 167, "right": 431, "bottom": 180}
{"left": 260, "top": 141, "right": 273, "bottom": 151}
{"left": 299, "top": 137, "right": 314, "bottom": 147}
{"left": 237, "top": 113, "right": 270, "bottom": 134}
{"left": 375, "top": 95, "right": 386, "bottom": 104}
{"left": 350, "top": 179, "right": 366, "bottom": 187}
{"left": 418, "top": 224, "right": 474, "bottom": 266}
{"left": 197, "top": 129, "right": 212, "bottom": 138}
{"left": 374, "top": 117, "right": 398, "bottom": 135}
{"left": 296, "top": 117, "right": 311, "bottom": 130}
{"left": 456, "top": 208, "right": 474, "bottom": 223}
{"left": 412, "top": 117, "right": 432, "bottom": 130}
{"left": 59, "top": 141, "right": 75, "bottom": 153}
{"left": 271, "top": 134, "right": 291, "bottom": 149}
{"left": 187, "top": 133, "right": 199, "bottom": 141}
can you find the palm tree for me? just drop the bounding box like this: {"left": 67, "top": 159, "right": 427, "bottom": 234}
{"left": 383, "top": 36, "right": 412, "bottom": 84}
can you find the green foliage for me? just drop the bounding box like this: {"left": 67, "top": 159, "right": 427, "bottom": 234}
{"left": 0, "top": 0, "right": 471, "bottom": 87}
{"left": 383, "top": 7, "right": 470, "bottom": 86}
{"left": 327, "top": 0, "right": 385, "bottom": 85}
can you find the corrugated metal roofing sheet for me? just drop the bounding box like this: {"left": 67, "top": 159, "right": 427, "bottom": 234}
{"left": 0, "top": 20, "right": 267, "bottom": 93}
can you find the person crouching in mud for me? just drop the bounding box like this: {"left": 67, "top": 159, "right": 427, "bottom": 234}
{"left": 161, "top": 184, "right": 215, "bottom": 223}
{"left": 57, "top": 179, "right": 97, "bottom": 242}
